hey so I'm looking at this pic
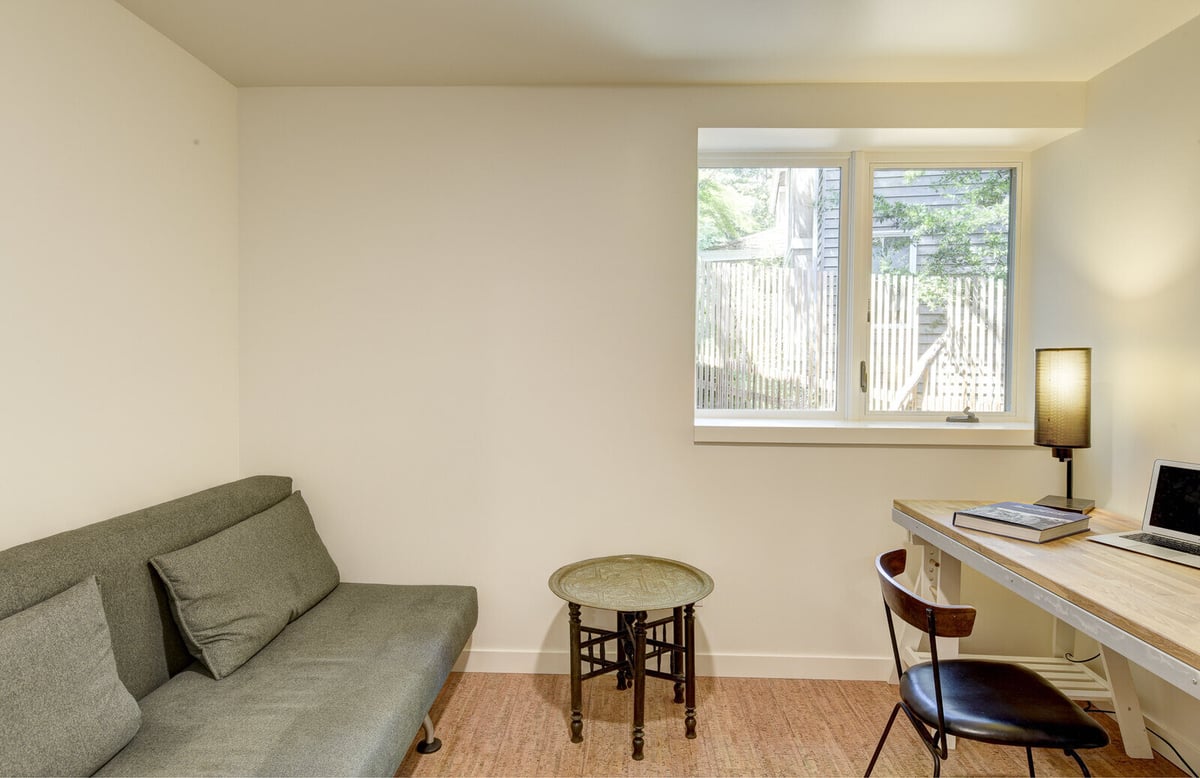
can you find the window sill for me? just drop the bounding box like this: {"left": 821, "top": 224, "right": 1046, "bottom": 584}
{"left": 694, "top": 418, "right": 1034, "bottom": 448}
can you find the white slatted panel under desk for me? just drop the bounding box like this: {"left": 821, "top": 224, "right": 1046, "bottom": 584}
{"left": 908, "top": 650, "right": 1113, "bottom": 703}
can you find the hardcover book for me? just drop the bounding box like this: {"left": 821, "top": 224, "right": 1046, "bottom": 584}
{"left": 952, "top": 501, "right": 1090, "bottom": 543}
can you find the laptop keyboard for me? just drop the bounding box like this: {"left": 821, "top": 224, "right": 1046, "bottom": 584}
{"left": 1124, "top": 532, "right": 1200, "bottom": 556}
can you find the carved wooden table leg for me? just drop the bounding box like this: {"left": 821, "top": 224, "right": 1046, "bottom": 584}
{"left": 568, "top": 602, "right": 583, "bottom": 743}
{"left": 616, "top": 611, "right": 630, "bottom": 690}
{"left": 671, "top": 606, "right": 684, "bottom": 703}
{"left": 684, "top": 603, "right": 697, "bottom": 738}
{"left": 631, "top": 610, "right": 647, "bottom": 760}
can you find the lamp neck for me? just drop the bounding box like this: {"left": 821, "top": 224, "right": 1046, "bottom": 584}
{"left": 1051, "top": 447, "right": 1073, "bottom": 462}
{"left": 1051, "top": 449, "right": 1080, "bottom": 499}
{"left": 1049, "top": 447, "right": 1075, "bottom": 498}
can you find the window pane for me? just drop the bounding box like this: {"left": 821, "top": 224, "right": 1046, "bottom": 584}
{"left": 869, "top": 168, "right": 1012, "bottom": 413}
{"left": 696, "top": 167, "right": 840, "bottom": 410}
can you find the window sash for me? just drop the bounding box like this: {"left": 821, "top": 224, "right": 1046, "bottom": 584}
{"left": 696, "top": 155, "right": 850, "bottom": 419}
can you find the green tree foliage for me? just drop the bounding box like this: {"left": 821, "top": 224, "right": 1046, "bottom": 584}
{"left": 697, "top": 176, "right": 743, "bottom": 250}
{"left": 697, "top": 168, "right": 778, "bottom": 250}
{"left": 873, "top": 169, "right": 1011, "bottom": 307}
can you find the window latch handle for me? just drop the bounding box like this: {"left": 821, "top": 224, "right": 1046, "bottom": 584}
{"left": 946, "top": 406, "right": 980, "bottom": 423}
{"left": 859, "top": 361, "right": 868, "bottom": 393}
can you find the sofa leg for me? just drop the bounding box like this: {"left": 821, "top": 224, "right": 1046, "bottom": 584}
{"left": 416, "top": 714, "right": 442, "bottom": 754}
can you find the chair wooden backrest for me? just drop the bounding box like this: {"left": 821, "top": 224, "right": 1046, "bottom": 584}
{"left": 876, "top": 548, "right": 976, "bottom": 640}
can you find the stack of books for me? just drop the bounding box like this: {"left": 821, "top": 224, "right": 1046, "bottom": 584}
{"left": 952, "top": 501, "right": 1090, "bottom": 543}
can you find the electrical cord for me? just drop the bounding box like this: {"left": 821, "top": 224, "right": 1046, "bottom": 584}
{"left": 1082, "top": 702, "right": 1197, "bottom": 777}
{"left": 1065, "top": 651, "right": 1100, "bottom": 663}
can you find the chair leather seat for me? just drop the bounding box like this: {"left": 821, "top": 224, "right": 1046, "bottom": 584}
{"left": 900, "top": 659, "right": 1110, "bottom": 749}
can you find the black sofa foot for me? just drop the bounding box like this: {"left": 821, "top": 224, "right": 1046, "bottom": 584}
{"left": 416, "top": 738, "right": 442, "bottom": 754}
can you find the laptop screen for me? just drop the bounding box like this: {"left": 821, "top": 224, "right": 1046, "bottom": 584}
{"left": 1146, "top": 460, "right": 1200, "bottom": 538}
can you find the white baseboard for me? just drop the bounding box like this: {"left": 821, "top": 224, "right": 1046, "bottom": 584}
{"left": 455, "top": 648, "right": 893, "bottom": 681}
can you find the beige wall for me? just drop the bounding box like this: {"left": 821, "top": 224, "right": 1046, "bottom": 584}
{"left": 0, "top": 0, "right": 240, "bottom": 549}
{"left": 1031, "top": 15, "right": 1200, "bottom": 767}
{"left": 238, "top": 84, "right": 1083, "bottom": 679}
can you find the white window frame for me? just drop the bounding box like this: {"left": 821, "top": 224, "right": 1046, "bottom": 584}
{"left": 695, "top": 149, "right": 1032, "bottom": 447}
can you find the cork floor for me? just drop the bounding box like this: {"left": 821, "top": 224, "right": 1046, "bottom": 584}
{"left": 395, "top": 672, "right": 1186, "bottom": 777}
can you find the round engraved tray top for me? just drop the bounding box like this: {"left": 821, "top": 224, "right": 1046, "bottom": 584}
{"left": 548, "top": 554, "right": 714, "bottom": 611}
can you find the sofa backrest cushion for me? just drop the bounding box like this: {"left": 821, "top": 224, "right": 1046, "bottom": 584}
{"left": 151, "top": 491, "right": 340, "bottom": 679}
{"left": 0, "top": 476, "right": 293, "bottom": 700}
{"left": 0, "top": 576, "right": 142, "bottom": 777}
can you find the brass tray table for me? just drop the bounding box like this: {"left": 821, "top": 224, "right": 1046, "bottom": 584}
{"left": 548, "top": 554, "right": 714, "bottom": 760}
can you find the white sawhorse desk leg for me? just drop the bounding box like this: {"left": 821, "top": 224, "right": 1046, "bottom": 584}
{"left": 1101, "top": 646, "right": 1153, "bottom": 758}
{"left": 895, "top": 542, "right": 961, "bottom": 749}
{"left": 895, "top": 541, "right": 962, "bottom": 666}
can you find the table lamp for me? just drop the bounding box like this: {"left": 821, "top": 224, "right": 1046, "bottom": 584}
{"left": 1034, "top": 347, "right": 1094, "bottom": 513}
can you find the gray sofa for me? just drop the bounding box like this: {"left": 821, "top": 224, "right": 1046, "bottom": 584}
{"left": 0, "top": 476, "right": 477, "bottom": 776}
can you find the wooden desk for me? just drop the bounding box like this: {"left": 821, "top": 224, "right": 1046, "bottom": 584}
{"left": 893, "top": 500, "right": 1200, "bottom": 759}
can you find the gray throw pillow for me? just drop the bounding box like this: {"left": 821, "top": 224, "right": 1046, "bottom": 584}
{"left": 0, "top": 576, "right": 141, "bottom": 777}
{"left": 150, "top": 491, "right": 340, "bottom": 679}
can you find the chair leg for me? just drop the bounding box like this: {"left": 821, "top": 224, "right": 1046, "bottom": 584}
{"left": 864, "top": 703, "right": 902, "bottom": 777}
{"left": 1065, "top": 749, "right": 1091, "bottom": 777}
{"left": 1026, "top": 746, "right": 1035, "bottom": 776}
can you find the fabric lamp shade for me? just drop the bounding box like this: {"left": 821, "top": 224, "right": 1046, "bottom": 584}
{"left": 1035, "top": 348, "right": 1091, "bottom": 450}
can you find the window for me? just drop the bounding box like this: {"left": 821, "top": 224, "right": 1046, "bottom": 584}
{"left": 696, "top": 152, "right": 1026, "bottom": 439}
{"left": 696, "top": 165, "right": 843, "bottom": 412}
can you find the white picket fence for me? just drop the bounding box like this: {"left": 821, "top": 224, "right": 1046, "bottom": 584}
{"left": 695, "top": 261, "right": 838, "bottom": 410}
{"left": 695, "top": 264, "right": 1006, "bottom": 412}
{"left": 868, "top": 274, "right": 1006, "bottom": 412}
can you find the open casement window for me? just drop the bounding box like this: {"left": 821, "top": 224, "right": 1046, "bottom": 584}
{"left": 863, "top": 165, "right": 1015, "bottom": 416}
{"left": 696, "top": 152, "right": 1026, "bottom": 433}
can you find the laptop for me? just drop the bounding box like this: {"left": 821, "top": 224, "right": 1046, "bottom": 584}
{"left": 1089, "top": 459, "right": 1200, "bottom": 570}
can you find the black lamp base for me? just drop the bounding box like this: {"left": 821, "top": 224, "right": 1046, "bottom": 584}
{"left": 1035, "top": 494, "right": 1095, "bottom": 514}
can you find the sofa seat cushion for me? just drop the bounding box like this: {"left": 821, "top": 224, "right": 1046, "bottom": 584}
{"left": 94, "top": 582, "right": 478, "bottom": 777}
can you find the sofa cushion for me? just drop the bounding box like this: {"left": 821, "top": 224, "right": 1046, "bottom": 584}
{"left": 0, "top": 476, "right": 295, "bottom": 701}
{"left": 94, "top": 583, "right": 478, "bottom": 777}
{"left": 150, "top": 491, "right": 339, "bottom": 679}
{"left": 0, "top": 576, "right": 142, "bottom": 777}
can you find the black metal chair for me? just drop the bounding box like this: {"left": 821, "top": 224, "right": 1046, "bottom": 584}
{"left": 865, "top": 549, "right": 1109, "bottom": 777}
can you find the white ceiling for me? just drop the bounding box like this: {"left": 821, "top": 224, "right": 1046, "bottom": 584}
{"left": 115, "top": 0, "right": 1200, "bottom": 87}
